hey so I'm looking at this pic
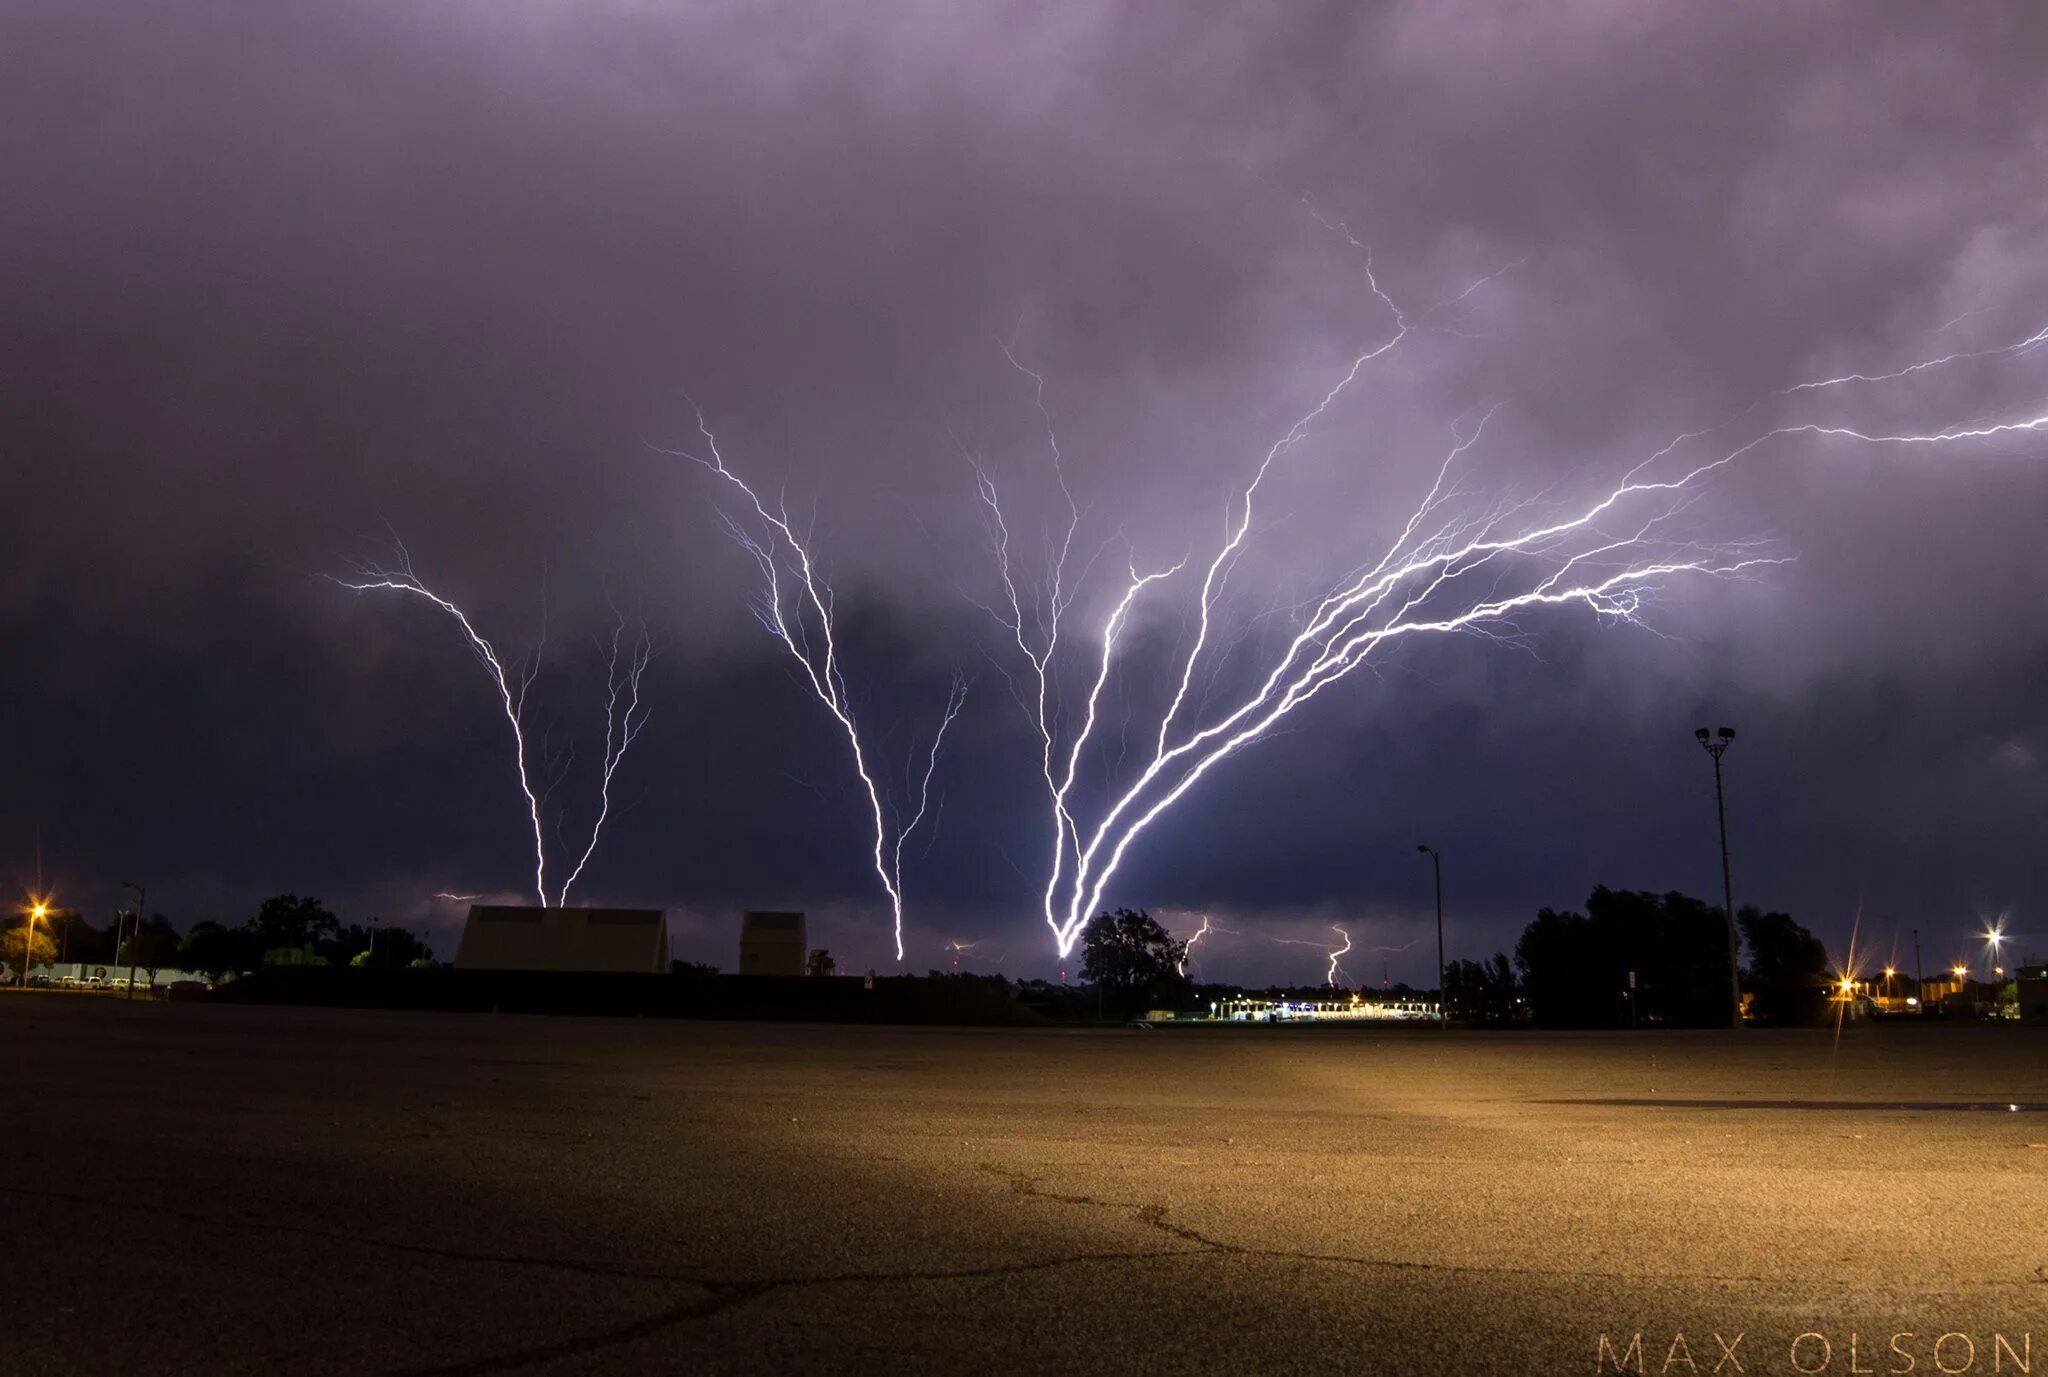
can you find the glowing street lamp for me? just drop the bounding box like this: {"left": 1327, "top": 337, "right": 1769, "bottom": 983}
{"left": 1983, "top": 923, "right": 2006, "bottom": 981}
{"left": 19, "top": 898, "right": 49, "bottom": 988}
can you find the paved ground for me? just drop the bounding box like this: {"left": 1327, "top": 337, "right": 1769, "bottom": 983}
{"left": 3, "top": 996, "right": 2045, "bottom": 1375}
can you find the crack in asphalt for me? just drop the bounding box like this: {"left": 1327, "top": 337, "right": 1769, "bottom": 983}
{"left": 390, "top": 1246, "right": 1200, "bottom": 1376}
{"left": 972, "top": 1163, "right": 2036, "bottom": 1291}
{"left": 16, "top": 1167, "right": 2040, "bottom": 1374}
{"left": 2, "top": 1184, "right": 715, "bottom": 1285}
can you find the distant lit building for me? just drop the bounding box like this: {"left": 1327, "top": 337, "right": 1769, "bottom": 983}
{"left": 739, "top": 911, "right": 806, "bottom": 976}
{"left": 455, "top": 907, "right": 669, "bottom": 973}
{"left": 1210, "top": 994, "right": 1438, "bottom": 1023}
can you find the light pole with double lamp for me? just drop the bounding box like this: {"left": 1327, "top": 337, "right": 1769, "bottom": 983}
{"left": 1417, "top": 844, "right": 1444, "bottom": 1025}
{"left": 1694, "top": 726, "right": 1743, "bottom": 1027}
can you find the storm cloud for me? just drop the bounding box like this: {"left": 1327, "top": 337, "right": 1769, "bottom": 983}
{"left": 4, "top": 1, "right": 2045, "bottom": 980}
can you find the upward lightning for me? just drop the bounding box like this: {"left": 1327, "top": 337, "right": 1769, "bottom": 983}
{"left": 663, "top": 408, "right": 968, "bottom": 961}
{"left": 329, "top": 542, "right": 651, "bottom": 909}
{"left": 979, "top": 231, "right": 2048, "bottom": 959}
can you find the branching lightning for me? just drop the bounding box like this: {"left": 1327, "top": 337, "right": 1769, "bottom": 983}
{"left": 1268, "top": 925, "right": 1354, "bottom": 986}
{"left": 1174, "top": 914, "right": 1243, "bottom": 978}
{"left": 977, "top": 233, "right": 2048, "bottom": 959}
{"left": 663, "top": 408, "right": 968, "bottom": 961}
{"left": 328, "top": 542, "right": 651, "bottom": 909}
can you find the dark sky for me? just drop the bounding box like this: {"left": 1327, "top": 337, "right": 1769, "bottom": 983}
{"left": 4, "top": 2, "right": 2046, "bottom": 983}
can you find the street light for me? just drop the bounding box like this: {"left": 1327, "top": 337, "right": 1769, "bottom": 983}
{"left": 1693, "top": 726, "right": 1743, "bottom": 1027}
{"left": 120, "top": 881, "right": 145, "bottom": 1001}
{"left": 19, "top": 898, "right": 49, "bottom": 988}
{"left": 1984, "top": 923, "right": 2006, "bottom": 982}
{"left": 1417, "top": 844, "right": 1444, "bottom": 1026}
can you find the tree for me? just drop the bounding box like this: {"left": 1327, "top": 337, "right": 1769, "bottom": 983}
{"left": 1444, "top": 953, "right": 1519, "bottom": 1026}
{"left": 1080, "top": 908, "right": 1188, "bottom": 1018}
{"left": 179, "top": 922, "right": 256, "bottom": 982}
{"left": 1739, "top": 906, "right": 1829, "bottom": 1026}
{"left": 119, "top": 915, "right": 181, "bottom": 988}
{"left": 249, "top": 894, "right": 340, "bottom": 957}
{"left": 1516, "top": 888, "right": 1734, "bottom": 1028}
{"left": 2, "top": 919, "right": 58, "bottom": 975}
{"left": 41, "top": 909, "right": 104, "bottom": 965}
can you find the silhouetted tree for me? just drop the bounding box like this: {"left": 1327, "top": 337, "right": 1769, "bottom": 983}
{"left": 249, "top": 894, "right": 339, "bottom": 959}
{"left": 119, "top": 915, "right": 181, "bottom": 987}
{"left": 1738, "top": 906, "right": 1829, "bottom": 1026}
{"left": 1080, "top": 908, "right": 1188, "bottom": 1017}
{"left": 1444, "top": 953, "right": 1519, "bottom": 1026}
{"left": 1516, "top": 888, "right": 1734, "bottom": 1028}
{"left": 40, "top": 909, "right": 102, "bottom": 965}
{"left": 179, "top": 922, "right": 256, "bottom": 982}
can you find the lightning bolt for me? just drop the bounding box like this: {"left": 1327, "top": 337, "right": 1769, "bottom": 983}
{"left": 328, "top": 541, "right": 651, "bottom": 909}
{"left": 1174, "top": 915, "right": 1243, "bottom": 978}
{"left": 664, "top": 408, "right": 968, "bottom": 962}
{"left": 979, "top": 226, "right": 2048, "bottom": 959}
{"left": 1268, "top": 926, "right": 1353, "bottom": 986}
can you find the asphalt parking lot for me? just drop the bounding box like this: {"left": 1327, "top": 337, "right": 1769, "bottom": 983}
{"left": 4, "top": 996, "right": 2044, "bottom": 1375}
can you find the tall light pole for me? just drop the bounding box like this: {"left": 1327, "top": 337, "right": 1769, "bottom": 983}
{"left": 19, "top": 900, "right": 48, "bottom": 988}
{"left": 1694, "top": 726, "right": 1743, "bottom": 1027}
{"left": 1913, "top": 928, "right": 1923, "bottom": 1012}
{"left": 1417, "top": 844, "right": 1444, "bottom": 1026}
{"left": 120, "top": 881, "right": 145, "bottom": 1001}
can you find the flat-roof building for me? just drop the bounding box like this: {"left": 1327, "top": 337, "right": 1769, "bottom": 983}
{"left": 456, "top": 907, "right": 669, "bottom": 973}
{"left": 739, "top": 911, "right": 806, "bottom": 976}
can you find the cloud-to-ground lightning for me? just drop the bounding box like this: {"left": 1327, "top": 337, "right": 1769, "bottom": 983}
{"left": 665, "top": 409, "right": 969, "bottom": 962}
{"left": 328, "top": 542, "right": 651, "bottom": 909}
{"left": 1267, "top": 926, "right": 1354, "bottom": 986}
{"left": 1175, "top": 914, "right": 1237, "bottom": 978}
{"left": 977, "top": 231, "right": 2048, "bottom": 960}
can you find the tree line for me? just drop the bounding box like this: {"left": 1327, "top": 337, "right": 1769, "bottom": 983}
{"left": 1071, "top": 890, "right": 1833, "bottom": 1026}
{"left": 3, "top": 894, "right": 434, "bottom": 986}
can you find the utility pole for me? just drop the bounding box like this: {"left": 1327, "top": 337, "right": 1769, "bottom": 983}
{"left": 1913, "top": 928, "right": 1923, "bottom": 1012}
{"left": 1417, "top": 844, "right": 1444, "bottom": 1026}
{"left": 121, "top": 881, "right": 145, "bottom": 1000}
{"left": 1694, "top": 727, "right": 1743, "bottom": 1027}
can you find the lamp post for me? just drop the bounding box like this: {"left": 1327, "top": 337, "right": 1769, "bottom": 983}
{"left": 120, "top": 881, "right": 145, "bottom": 1001}
{"left": 1913, "top": 929, "right": 1923, "bottom": 1012}
{"left": 19, "top": 900, "right": 49, "bottom": 988}
{"left": 1694, "top": 726, "right": 1743, "bottom": 1027}
{"left": 1417, "top": 844, "right": 1444, "bottom": 1026}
